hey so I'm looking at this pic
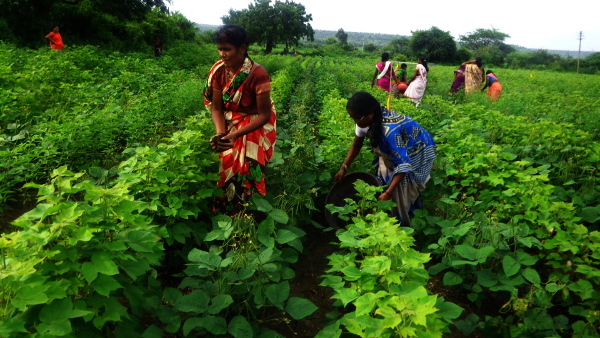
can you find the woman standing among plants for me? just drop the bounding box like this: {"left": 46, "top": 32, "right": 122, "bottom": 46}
{"left": 403, "top": 56, "right": 429, "bottom": 105}
{"left": 481, "top": 70, "right": 503, "bottom": 101}
{"left": 45, "top": 26, "right": 64, "bottom": 51}
{"left": 334, "top": 91, "right": 436, "bottom": 226}
{"left": 462, "top": 57, "right": 485, "bottom": 94}
{"left": 371, "top": 52, "right": 397, "bottom": 92}
{"left": 203, "top": 25, "right": 277, "bottom": 214}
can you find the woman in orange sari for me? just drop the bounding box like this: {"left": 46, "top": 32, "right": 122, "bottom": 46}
{"left": 203, "top": 25, "right": 276, "bottom": 214}
{"left": 45, "top": 26, "right": 64, "bottom": 51}
{"left": 481, "top": 70, "right": 502, "bottom": 101}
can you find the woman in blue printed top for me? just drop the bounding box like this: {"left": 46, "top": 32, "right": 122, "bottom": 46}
{"left": 334, "top": 91, "right": 436, "bottom": 226}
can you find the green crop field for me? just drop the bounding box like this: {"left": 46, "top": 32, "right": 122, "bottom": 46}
{"left": 1, "top": 42, "right": 599, "bottom": 337}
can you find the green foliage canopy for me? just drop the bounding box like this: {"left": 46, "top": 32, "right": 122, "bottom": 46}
{"left": 222, "top": 0, "right": 314, "bottom": 54}
{"left": 0, "top": 0, "right": 199, "bottom": 51}
{"left": 336, "top": 28, "right": 348, "bottom": 45}
{"left": 459, "top": 28, "right": 510, "bottom": 51}
{"left": 385, "top": 37, "right": 411, "bottom": 58}
{"left": 409, "top": 26, "right": 457, "bottom": 62}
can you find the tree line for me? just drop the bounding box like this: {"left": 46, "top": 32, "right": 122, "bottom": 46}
{"left": 1, "top": 0, "right": 597, "bottom": 74}
{"left": 0, "top": 0, "right": 198, "bottom": 51}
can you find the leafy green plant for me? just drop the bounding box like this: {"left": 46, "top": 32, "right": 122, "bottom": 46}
{"left": 320, "top": 181, "right": 462, "bottom": 337}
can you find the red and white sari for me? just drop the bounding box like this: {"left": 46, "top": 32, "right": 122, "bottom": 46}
{"left": 204, "top": 57, "right": 277, "bottom": 212}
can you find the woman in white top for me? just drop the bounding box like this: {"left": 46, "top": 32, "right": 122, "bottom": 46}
{"left": 404, "top": 56, "right": 429, "bottom": 105}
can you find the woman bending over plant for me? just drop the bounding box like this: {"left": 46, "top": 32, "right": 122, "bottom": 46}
{"left": 334, "top": 91, "right": 436, "bottom": 226}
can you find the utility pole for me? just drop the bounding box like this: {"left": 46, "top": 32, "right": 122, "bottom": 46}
{"left": 577, "top": 31, "right": 582, "bottom": 74}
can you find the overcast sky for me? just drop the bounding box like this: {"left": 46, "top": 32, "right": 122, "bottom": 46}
{"left": 168, "top": 0, "right": 599, "bottom": 53}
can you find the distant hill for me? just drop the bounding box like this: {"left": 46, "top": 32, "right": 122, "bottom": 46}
{"left": 195, "top": 24, "right": 595, "bottom": 58}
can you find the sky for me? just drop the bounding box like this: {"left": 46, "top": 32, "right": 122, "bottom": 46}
{"left": 168, "top": 0, "right": 599, "bottom": 53}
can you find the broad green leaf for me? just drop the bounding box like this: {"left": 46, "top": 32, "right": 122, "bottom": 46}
{"left": 266, "top": 282, "right": 290, "bottom": 310}
{"left": 162, "top": 288, "right": 182, "bottom": 304}
{"left": 335, "top": 287, "right": 359, "bottom": 306}
{"left": 188, "top": 249, "right": 222, "bottom": 268}
{"left": 568, "top": 280, "right": 594, "bottom": 300}
{"left": 545, "top": 283, "right": 564, "bottom": 293}
{"left": 209, "top": 294, "right": 234, "bottom": 314}
{"left": 141, "top": 325, "right": 162, "bottom": 338}
{"left": 81, "top": 262, "right": 99, "bottom": 283}
{"left": 269, "top": 210, "right": 289, "bottom": 224}
{"left": 522, "top": 268, "right": 541, "bottom": 285}
{"left": 127, "top": 230, "right": 158, "bottom": 252}
{"left": 315, "top": 321, "right": 342, "bottom": 338}
{"left": 454, "top": 245, "right": 478, "bottom": 260}
{"left": 183, "top": 317, "right": 203, "bottom": 336}
{"left": 258, "top": 217, "right": 275, "bottom": 246}
{"left": 477, "top": 269, "right": 498, "bottom": 288}
{"left": 92, "top": 253, "right": 119, "bottom": 275}
{"left": 502, "top": 255, "right": 521, "bottom": 277}
{"left": 257, "top": 327, "right": 286, "bottom": 338}
{"left": 443, "top": 271, "right": 463, "bottom": 286}
{"left": 285, "top": 297, "right": 318, "bottom": 320}
{"left": 252, "top": 195, "right": 273, "bottom": 212}
{"left": 173, "top": 290, "right": 210, "bottom": 313}
{"left": 12, "top": 284, "right": 49, "bottom": 310}
{"left": 92, "top": 274, "right": 122, "bottom": 296}
{"left": 0, "top": 317, "right": 28, "bottom": 336}
{"left": 354, "top": 293, "right": 378, "bottom": 316}
{"left": 436, "top": 301, "right": 464, "bottom": 321}
{"left": 203, "top": 315, "right": 227, "bottom": 335}
{"left": 36, "top": 320, "right": 72, "bottom": 336}
{"left": 39, "top": 299, "right": 73, "bottom": 323}
{"left": 276, "top": 229, "right": 298, "bottom": 244}
{"left": 228, "top": 315, "right": 253, "bottom": 338}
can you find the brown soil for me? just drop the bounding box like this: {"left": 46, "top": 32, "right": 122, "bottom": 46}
{"left": 260, "top": 219, "right": 339, "bottom": 337}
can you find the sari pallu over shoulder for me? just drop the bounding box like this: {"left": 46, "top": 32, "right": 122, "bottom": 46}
{"left": 204, "top": 57, "right": 277, "bottom": 202}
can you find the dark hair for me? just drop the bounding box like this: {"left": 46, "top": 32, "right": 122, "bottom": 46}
{"left": 475, "top": 57, "right": 483, "bottom": 68}
{"left": 213, "top": 25, "right": 250, "bottom": 50}
{"left": 401, "top": 63, "right": 407, "bottom": 68}
{"left": 346, "top": 91, "right": 383, "bottom": 147}
{"left": 381, "top": 52, "right": 390, "bottom": 61}
{"left": 486, "top": 70, "right": 493, "bottom": 75}
{"left": 419, "top": 56, "right": 429, "bottom": 73}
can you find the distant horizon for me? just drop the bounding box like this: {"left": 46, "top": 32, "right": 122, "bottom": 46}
{"left": 194, "top": 23, "right": 596, "bottom": 55}
{"left": 170, "top": 0, "right": 599, "bottom": 52}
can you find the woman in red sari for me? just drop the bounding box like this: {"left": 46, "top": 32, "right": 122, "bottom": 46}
{"left": 203, "top": 25, "right": 276, "bottom": 214}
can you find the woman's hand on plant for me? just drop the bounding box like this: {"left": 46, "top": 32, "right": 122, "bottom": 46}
{"left": 333, "top": 170, "right": 345, "bottom": 183}
{"left": 378, "top": 191, "right": 392, "bottom": 201}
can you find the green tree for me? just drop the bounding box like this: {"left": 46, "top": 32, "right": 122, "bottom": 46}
{"left": 336, "top": 28, "right": 348, "bottom": 45}
{"left": 459, "top": 28, "right": 510, "bottom": 51}
{"left": 409, "top": 26, "right": 456, "bottom": 62}
{"left": 459, "top": 28, "right": 514, "bottom": 63}
{"left": 324, "top": 37, "right": 338, "bottom": 45}
{"left": 363, "top": 43, "right": 378, "bottom": 52}
{"left": 385, "top": 37, "right": 411, "bottom": 58}
{"left": 222, "top": 0, "right": 314, "bottom": 54}
{"left": 0, "top": 0, "right": 173, "bottom": 48}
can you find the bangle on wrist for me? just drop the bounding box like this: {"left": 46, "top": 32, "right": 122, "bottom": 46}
{"left": 340, "top": 164, "right": 347, "bottom": 172}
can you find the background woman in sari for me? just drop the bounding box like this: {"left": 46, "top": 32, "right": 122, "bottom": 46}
{"left": 371, "top": 52, "right": 396, "bottom": 92}
{"left": 482, "top": 70, "right": 503, "bottom": 101}
{"left": 334, "top": 91, "right": 436, "bottom": 227}
{"left": 449, "top": 66, "right": 465, "bottom": 94}
{"left": 463, "top": 57, "right": 485, "bottom": 94}
{"left": 45, "top": 26, "right": 64, "bottom": 51}
{"left": 404, "top": 56, "right": 429, "bottom": 105}
{"left": 203, "top": 25, "right": 276, "bottom": 215}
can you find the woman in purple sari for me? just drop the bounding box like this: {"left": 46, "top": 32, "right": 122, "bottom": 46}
{"left": 449, "top": 66, "right": 465, "bottom": 93}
